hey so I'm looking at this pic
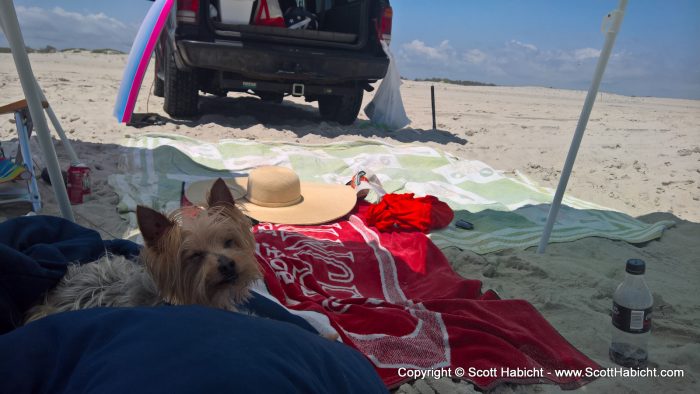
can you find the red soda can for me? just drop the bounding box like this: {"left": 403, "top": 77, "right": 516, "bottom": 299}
{"left": 67, "top": 163, "right": 91, "bottom": 205}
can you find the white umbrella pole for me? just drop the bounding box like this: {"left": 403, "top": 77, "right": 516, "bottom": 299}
{"left": 0, "top": 0, "right": 75, "bottom": 221}
{"left": 537, "top": 0, "right": 627, "bottom": 254}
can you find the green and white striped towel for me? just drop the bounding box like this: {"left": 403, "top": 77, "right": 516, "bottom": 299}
{"left": 108, "top": 133, "right": 673, "bottom": 254}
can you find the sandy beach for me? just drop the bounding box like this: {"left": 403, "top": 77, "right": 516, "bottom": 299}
{"left": 1, "top": 52, "right": 698, "bottom": 393}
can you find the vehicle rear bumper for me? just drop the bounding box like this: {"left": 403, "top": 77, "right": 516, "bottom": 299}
{"left": 177, "top": 40, "right": 389, "bottom": 84}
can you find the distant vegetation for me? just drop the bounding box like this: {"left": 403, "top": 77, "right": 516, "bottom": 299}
{"left": 414, "top": 77, "right": 496, "bottom": 87}
{"left": 35, "top": 45, "right": 57, "bottom": 53}
{"left": 90, "top": 48, "right": 126, "bottom": 55}
{"left": 0, "top": 46, "right": 125, "bottom": 55}
{"left": 61, "top": 48, "right": 89, "bottom": 53}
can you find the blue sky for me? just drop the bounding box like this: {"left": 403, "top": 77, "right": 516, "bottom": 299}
{"left": 1, "top": 0, "right": 699, "bottom": 99}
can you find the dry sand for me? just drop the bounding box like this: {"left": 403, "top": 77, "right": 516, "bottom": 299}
{"left": 1, "top": 53, "right": 698, "bottom": 393}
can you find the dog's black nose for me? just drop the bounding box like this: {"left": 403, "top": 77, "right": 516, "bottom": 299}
{"left": 217, "top": 256, "right": 237, "bottom": 279}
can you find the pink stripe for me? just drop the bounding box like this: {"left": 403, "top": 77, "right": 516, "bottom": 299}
{"left": 121, "top": 0, "right": 173, "bottom": 122}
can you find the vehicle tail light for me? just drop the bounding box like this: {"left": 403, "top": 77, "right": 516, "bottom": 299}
{"left": 177, "top": 0, "right": 200, "bottom": 24}
{"left": 378, "top": 6, "right": 392, "bottom": 45}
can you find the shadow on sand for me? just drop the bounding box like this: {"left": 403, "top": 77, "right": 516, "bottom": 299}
{"left": 141, "top": 94, "right": 468, "bottom": 146}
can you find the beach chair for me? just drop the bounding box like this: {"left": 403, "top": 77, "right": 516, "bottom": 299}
{"left": 0, "top": 99, "right": 47, "bottom": 213}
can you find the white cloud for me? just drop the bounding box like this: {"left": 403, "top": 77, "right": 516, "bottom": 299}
{"left": 0, "top": 6, "right": 137, "bottom": 51}
{"left": 508, "top": 40, "right": 538, "bottom": 52}
{"left": 573, "top": 48, "right": 601, "bottom": 61}
{"left": 401, "top": 40, "right": 455, "bottom": 62}
{"left": 396, "top": 37, "right": 641, "bottom": 91}
{"left": 548, "top": 48, "right": 601, "bottom": 63}
{"left": 464, "top": 49, "right": 486, "bottom": 64}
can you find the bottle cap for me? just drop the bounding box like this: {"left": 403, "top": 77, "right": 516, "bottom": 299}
{"left": 626, "top": 259, "right": 646, "bottom": 275}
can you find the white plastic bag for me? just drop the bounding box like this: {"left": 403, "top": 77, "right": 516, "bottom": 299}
{"left": 364, "top": 41, "right": 410, "bottom": 130}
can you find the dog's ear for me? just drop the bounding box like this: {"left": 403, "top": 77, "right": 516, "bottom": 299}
{"left": 136, "top": 206, "right": 174, "bottom": 248}
{"left": 207, "top": 178, "right": 236, "bottom": 207}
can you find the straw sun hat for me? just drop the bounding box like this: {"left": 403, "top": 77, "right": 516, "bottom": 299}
{"left": 185, "top": 166, "right": 357, "bottom": 225}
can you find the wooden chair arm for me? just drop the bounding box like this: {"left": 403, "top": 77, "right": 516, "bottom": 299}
{"left": 0, "top": 99, "right": 49, "bottom": 116}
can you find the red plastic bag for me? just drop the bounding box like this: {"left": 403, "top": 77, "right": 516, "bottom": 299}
{"left": 253, "top": 0, "right": 285, "bottom": 27}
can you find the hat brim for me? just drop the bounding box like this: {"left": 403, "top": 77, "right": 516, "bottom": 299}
{"left": 238, "top": 182, "right": 358, "bottom": 225}
{"left": 185, "top": 178, "right": 247, "bottom": 205}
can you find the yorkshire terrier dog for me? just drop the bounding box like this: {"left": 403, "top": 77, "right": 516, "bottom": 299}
{"left": 25, "top": 179, "right": 262, "bottom": 323}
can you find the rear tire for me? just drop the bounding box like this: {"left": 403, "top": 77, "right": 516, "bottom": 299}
{"left": 163, "top": 45, "right": 198, "bottom": 117}
{"left": 318, "top": 87, "right": 363, "bottom": 125}
{"left": 153, "top": 39, "right": 165, "bottom": 97}
{"left": 153, "top": 66, "right": 164, "bottom": 97}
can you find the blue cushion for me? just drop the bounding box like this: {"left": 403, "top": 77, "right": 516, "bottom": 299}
{"left": 0, "top": 215, "right": 136, "bottom": 333}
{"left": 0, "top": 306, "right": 387, "bottom": 394}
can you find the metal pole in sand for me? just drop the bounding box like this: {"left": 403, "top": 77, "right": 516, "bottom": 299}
{"left": 0, "top": 0, "right": 75, "bottom": 221}
{"left": 431, "top": 85, "right": 436, "bottom": 130}
{"left": 537, "top": 0, "right": 627, "bottom": 253}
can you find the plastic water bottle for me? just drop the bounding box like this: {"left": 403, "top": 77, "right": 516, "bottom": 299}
{"left": 609, "top": 259, "right": 653, "bottom": 368}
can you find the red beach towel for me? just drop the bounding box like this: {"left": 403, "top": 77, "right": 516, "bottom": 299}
{"left": 255, "top": 202, "right": 600, "bottom": 390}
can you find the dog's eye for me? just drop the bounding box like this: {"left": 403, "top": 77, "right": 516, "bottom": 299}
{"left": 188, "top": 252, "right": 204, "bottom": 263}
{"left": 224, "top": 239, "right": 236, "bottom": 248}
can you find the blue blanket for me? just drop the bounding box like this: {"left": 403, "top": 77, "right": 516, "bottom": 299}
{"left": 0, "top": 215, "right": 315, "bottom": 334}
{"left": 0, "top": 215, "right": 132, "bottom": 333}
{"left": 0, "top": 216, "right": 387, "bottom": 393}
{"left": 1, "top": 306, "right": 386, "bottom": 394}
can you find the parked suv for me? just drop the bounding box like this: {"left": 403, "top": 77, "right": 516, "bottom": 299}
{"left": 153, "top": 0, "right": 392, "bottom": 124}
